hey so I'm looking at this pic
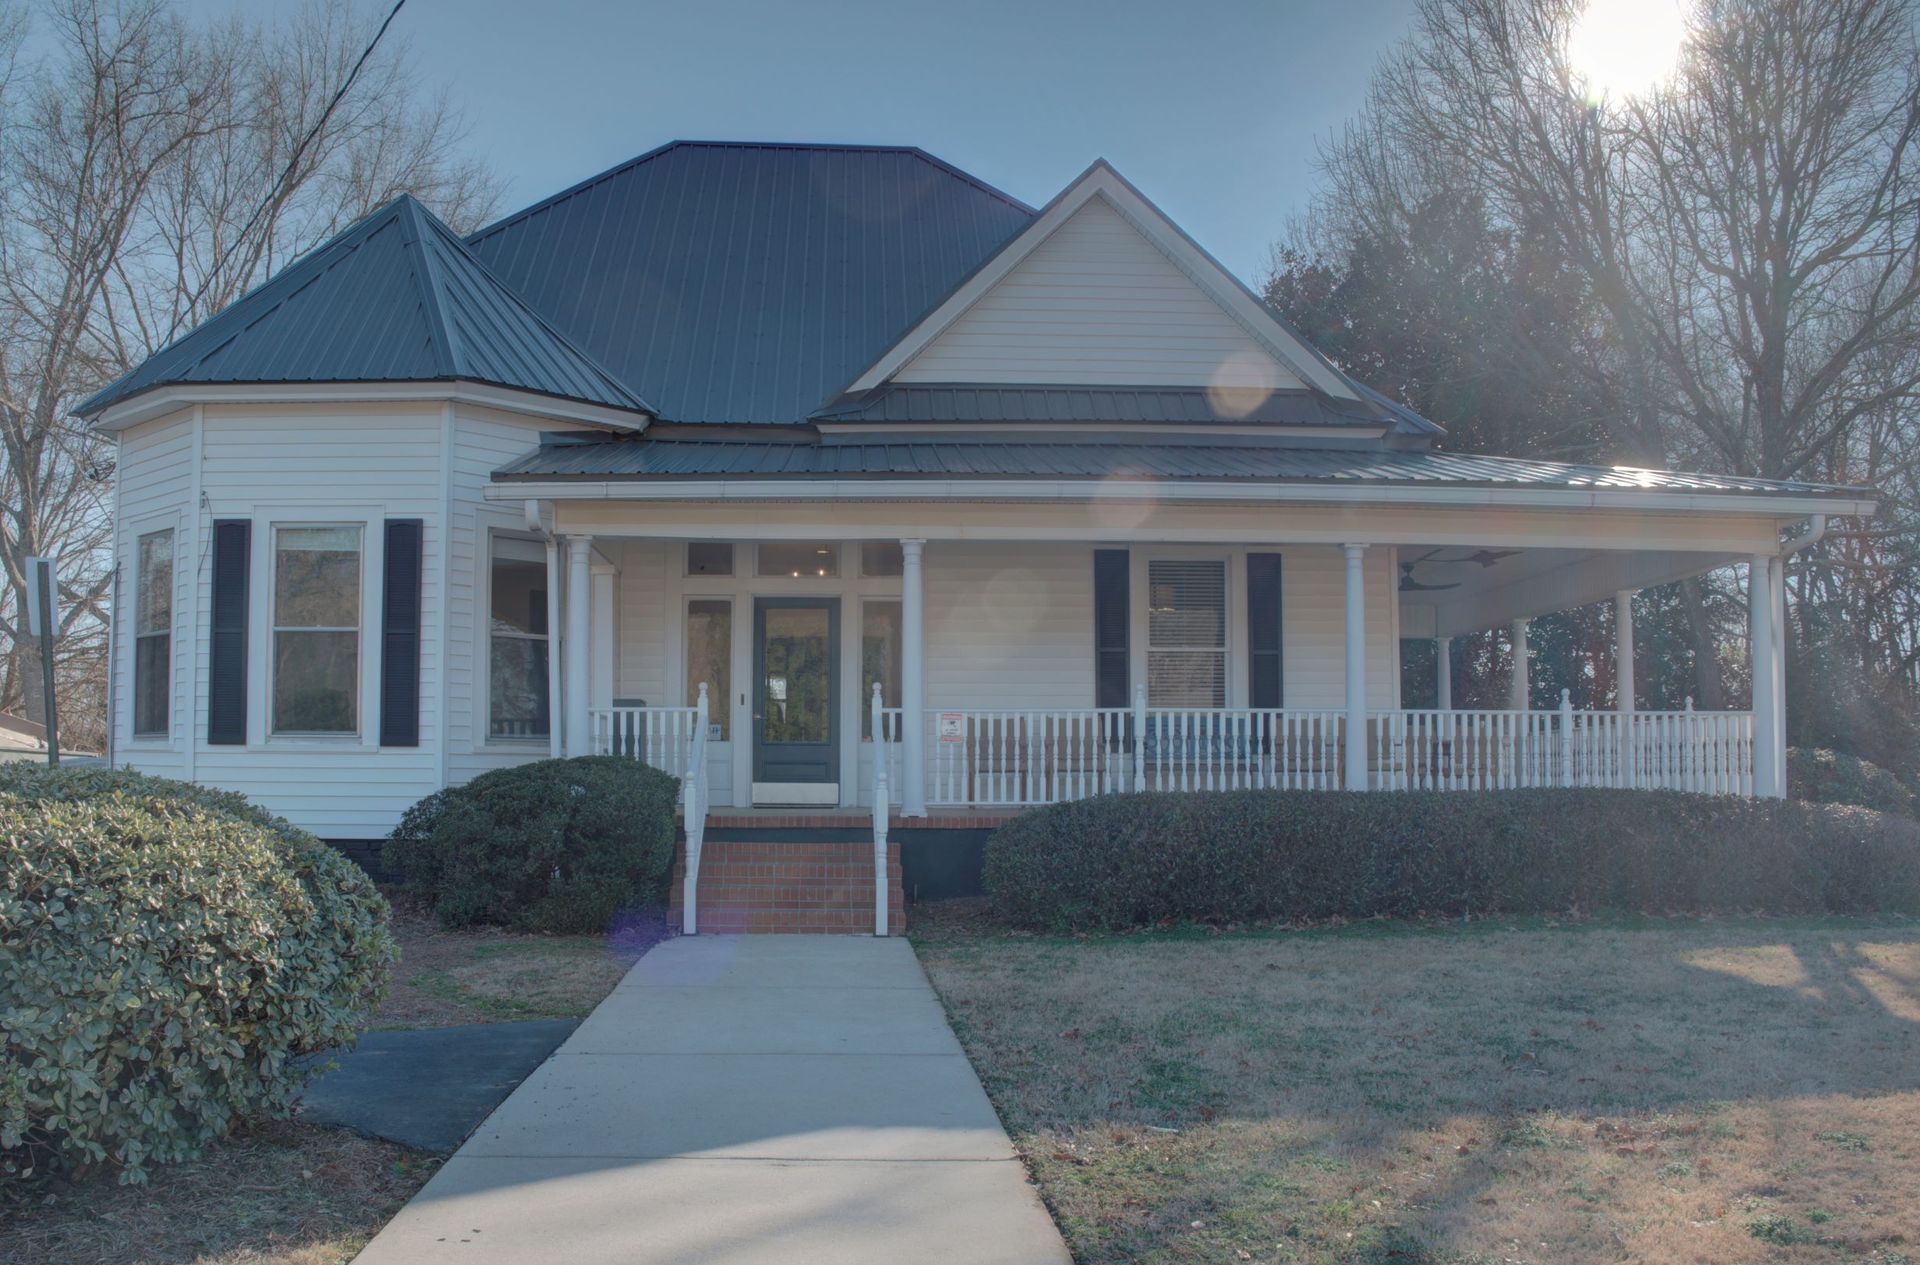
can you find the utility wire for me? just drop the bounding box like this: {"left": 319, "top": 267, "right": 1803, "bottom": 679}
{"left": 165, "top": 0, "right": 407, "bottom": 342}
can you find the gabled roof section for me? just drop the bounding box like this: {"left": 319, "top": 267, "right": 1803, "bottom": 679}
{"left": 78, "top": 195, "right": 653, "bottom": 422}
{"left": 465, "top": 141, "right": 1036, "bottom": 424}
{"left": 836, "top": 160, "right": 1382, "bottom": 413}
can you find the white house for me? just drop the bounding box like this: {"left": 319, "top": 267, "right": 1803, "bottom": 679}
{"left": 81, "top": 142, "right": 1874, "bottom": 932}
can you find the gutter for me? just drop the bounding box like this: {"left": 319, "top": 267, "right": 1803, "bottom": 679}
{"left": 1781, "top": 513, "right": 1828, "bottom": 555}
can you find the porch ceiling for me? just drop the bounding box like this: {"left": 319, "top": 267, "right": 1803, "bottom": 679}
{"left": 1396, "top": 545, "right": 1741, "bottom": 638}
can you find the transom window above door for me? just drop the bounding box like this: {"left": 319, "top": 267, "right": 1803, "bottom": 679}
{"left": 1146, "top": 558, "right": 1226, "bottom": 707}
{"left": 757, "top": 542, "right": 840, "bottom": 578}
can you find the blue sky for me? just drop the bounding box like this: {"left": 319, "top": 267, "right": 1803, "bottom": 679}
{"left": 203, "top": 0, "right": 1423, "bottom": 282}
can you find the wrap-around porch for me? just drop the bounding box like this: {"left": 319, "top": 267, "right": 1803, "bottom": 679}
{"left": 518, "top": 532, "right": 1781, "bottom": 814}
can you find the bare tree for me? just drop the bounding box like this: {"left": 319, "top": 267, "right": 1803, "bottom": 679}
{"left": 1296, "top": 0, "right": 1920, "bottom": 721}
{"left": 0, "top": 0, "right": 499, "bottom": 749}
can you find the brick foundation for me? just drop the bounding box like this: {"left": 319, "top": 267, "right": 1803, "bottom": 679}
{"left": 669, "top": 839, "right": 906, "bottom": 935}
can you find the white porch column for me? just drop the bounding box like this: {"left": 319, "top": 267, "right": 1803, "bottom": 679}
{"left": 1342, "top": 543, "right": 1368, "bottom": 790}
{"left": 1769, "top": 555, "right": 1788, "bottom": 794}
{"left": 564, "top": 535, "right": 593, "bottom": 757}
{"left": 1508, "top": 618, "right": 1532, "bottom": 710}
{"left": 900, "top": 538, "right": 927, "bottom": 816}
{"left": 544, "top": 537, "right": 562, "bottom": 758}
{"left": 1614, "top": 589, "right": 1637, "bottom": 714}
{"left": 1434, "top": 636, "right": 1452, "bottom": 711}
{"left": 1750, "top": 555, "right": 1779, "bottom": 796}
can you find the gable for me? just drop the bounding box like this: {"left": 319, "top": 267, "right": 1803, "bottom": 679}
{"left": 893, "top": 197, "right": 1303, "bottom": 392}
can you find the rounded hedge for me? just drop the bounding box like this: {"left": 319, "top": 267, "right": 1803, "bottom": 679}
{"left": 383, "top": 756, "right": 679, "bottom": 934}
{"left": 984, "top": 789, "right": 1920, "bottom": 931}
{"left": 1788, "top": 747, "right": 1917, "bottom": 818}
{"left": 0, "top": 766, "right": 392, "bottom": 1184}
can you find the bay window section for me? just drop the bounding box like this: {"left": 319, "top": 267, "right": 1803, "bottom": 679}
{"left": 272, "top": 525, "right": 362, "bottom": 734}
{"left": 133, "top": 528, "right": 173, "bottom": 736}
{"left": 489, "top": 535, "right": 550, "bottom": 739}
{"left": 686, "top": 599, "right": 731, "bottom": 739}
{"left": 1146, "top": 558, "right": 1227, "bottom": 707}
{"left": 862, "top": 600, "right": 901, "bottom": 737}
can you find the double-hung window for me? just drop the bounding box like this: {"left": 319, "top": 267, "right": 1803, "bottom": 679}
{"left": 489, "top": 536, "right": 550, "bottom": 739}
{"left": 271, "top": 525, "right": 362, "bottom": 734}
{"left": 133, "top": 529, "right": 173, "bottom": 736}
{"left": 1146, "top": 559, "right": 1227, "bottom": 707}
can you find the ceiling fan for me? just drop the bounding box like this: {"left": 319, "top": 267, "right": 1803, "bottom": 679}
{"left": 1399, "top": 562, "right": 1460, "bottom": 592}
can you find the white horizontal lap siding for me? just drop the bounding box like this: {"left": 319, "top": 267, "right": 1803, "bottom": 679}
{"left": 1282, "top": 547, "right": 1397, "bottom": 710}
{"left": 445, "top": 406, "right": 581, "bottom": 784}
{"left": 895, "top": 198, "right": 1305, "bottom": 389}
{"left": 113, "top": 411, "right": 195, "bottom": 774}
{"left": 188, "top": 403, "right": 446, "bottom": 838}
{"left": 609, "top": 539, "right": 670, "bottom": 711}
{"left": 925, "top": 542, "right": 1096, "bottom": 712}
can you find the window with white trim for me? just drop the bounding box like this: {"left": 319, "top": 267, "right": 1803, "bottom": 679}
{"left": 861, "top": 599, "right": 901, "bottom": 738}
{"left": 1146, "top": 559, "right": 1226, "bottom": 707}
{"left": 489, "top": 535, "right": 549, "bottom": 739}
{"left": 133, "top": 529, "right": 173, "bottom": 736}
{"left": 271, "top": 525, "right": 362, "bottom": 734}
{"left": 686, "top": 599, "right": 731, "bottom": 739}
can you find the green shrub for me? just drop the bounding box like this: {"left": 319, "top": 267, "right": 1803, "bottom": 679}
{"left": 984, "top": 789, "right": 1920, "bottom": 931}
{"left": 0, "top": 766, "right": 392, "bottom": 1184}
{"left": 384, "top": 757, "right": 678, "bottom": 934}
{"left": 382, "top": 785, "right": 457, "bottom": 891}
{"left": 1788, "top": 747, "right": 1917, "bottom": 818}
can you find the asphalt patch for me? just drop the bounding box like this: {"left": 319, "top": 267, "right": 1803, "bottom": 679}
{"left": 298, "top": 1019, "right": 579, "bottom": 1152}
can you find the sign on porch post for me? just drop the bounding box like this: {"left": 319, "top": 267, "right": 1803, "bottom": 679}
{"left": 25, "top": 556, "right": 59, "bottom": 766}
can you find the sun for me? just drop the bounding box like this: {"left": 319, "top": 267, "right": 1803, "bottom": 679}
{"left": 1565, "top": 0, "right": 1692, "bottom": 101}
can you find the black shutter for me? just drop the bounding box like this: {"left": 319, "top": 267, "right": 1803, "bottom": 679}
{"left": 1247, "top": 552, "right": 1283, "bottom": 708}
{"left": 1093, "top": 549, "right": 1130, "bottom": 708}
{"left": 207, "top": 520, "right": 250, "bottom": 745}
{"left": 380, "top": 519, "right": 424, "bottom": 747}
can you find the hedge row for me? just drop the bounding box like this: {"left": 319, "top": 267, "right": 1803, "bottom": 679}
{"left": 0, "top": 765, "right": 392, "bottom": 1184}
{"left": 984, "top": 789, "right": 1920, "bottom": 931}
{"left": 383, "top": 756, "right": 678, "bottom": 933}
{"left": 1788, "top": 747, "right": 1918, "bottom": 818}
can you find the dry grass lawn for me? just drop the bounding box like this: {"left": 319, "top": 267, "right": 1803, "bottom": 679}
{"left": 913, "top": 903, "right": 1920, "bottom": 1264}
{"left": 372, "top": 897, "right": 662, "bottom": 1028}
{"left": 0, "top": 1120, "right": 434, "bottom": 1265}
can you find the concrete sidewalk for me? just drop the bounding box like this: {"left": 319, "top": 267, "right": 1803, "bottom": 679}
{"left": 352, "top": 936, "right": 1070, "bottom": 1264}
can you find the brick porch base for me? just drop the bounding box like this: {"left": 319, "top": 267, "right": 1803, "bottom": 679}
{"left": 669, "top": 839, "right": 906, "bottom": 935}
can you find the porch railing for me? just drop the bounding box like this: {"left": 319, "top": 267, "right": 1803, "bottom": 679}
{"left": 589, "top": 704, "right": 701, "bottom": 775}
{"left": 917, "top": 693, "right": 1754, "bottom": 806}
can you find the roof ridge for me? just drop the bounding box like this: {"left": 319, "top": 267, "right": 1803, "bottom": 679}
{"left": 465, "top": 139, "right": 1034, "bottom": 247}
{"left": 393, "top": 196, "right": 461, "bottom": 378}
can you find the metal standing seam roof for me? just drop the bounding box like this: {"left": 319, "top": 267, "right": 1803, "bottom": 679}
{"left": 491, "top": 437, "right": 1870, "bottom": 497}
{"left": 76, "top": 196, "right": 652, "bottom": 418}
{"left": 809, "top": 385, "right": 1400, "bottom": 428}
{"left": 464, "top": 141, "right": 1037, "bottom": 425}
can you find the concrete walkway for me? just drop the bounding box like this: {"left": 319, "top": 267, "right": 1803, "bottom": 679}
{"left": 353, "top": 936, "right": 1070, "bottom": 1264}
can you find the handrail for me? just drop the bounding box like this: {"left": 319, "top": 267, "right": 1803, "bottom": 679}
{"left": 870, "top": 683, "right": 890, "bottom": 936}
{"left": 680, "top": 685, "right": 710, "bottom": 935}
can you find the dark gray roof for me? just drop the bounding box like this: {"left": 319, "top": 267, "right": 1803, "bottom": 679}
{"left": 466, "top": 141, "right": 1035, "bottom": 425}
{"left": 78, "top": 196, "right": 651, "bottom": 419}
{"left": 811, "top": 385, "right": 1415, "bottom": 430}
{"left": 493, "top": 437, "right": 1866, "bottom": 498}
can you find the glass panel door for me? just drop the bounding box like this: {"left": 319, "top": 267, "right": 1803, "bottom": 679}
{"left": 753, "top": 597, "right": 839, "bottom": 787}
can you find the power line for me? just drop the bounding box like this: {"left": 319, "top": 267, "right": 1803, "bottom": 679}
{"left": 165, "top": 0, "right": 407, "bottom": 343}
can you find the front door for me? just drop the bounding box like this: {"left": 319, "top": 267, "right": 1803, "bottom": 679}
{"left": 752, "top": 597, "right": 840, "bottom": 804}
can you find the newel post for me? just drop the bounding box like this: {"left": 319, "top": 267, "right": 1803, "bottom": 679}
{"left": 1131, "top": 682, "right": 1147, "bottom": 792}
{"left": 1558, "top": 688, "right": 1574, "bottom": 787}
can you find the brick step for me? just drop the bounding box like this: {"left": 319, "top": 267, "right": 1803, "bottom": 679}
{"left": 670, "top": 839, "right": 905, "bottom": 936}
